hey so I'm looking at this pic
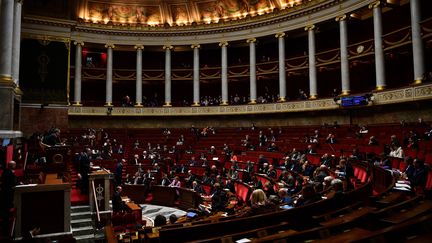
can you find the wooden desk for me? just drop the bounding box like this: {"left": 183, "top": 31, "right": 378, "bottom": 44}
{"left": 13, "top": 183, "right": 71, "bottom": 238}
{"left": 314, "top": 228, "right": 372, "bottom": 242}
{"left": 126, "top": 201, "right": 143, "bottom": 221}
{"left": 44, "top": 173, "right": 63, "bottom": 184}
{"left": 152, "top": 185, "right": 177, "bottom": 207}
{"left": 122, "top": 184, "right": 148, "bottom": 204}
{"left": 178, "top": 187, "right": 201, "bottom": 210}
{"left": 380, "top": 200, "right": 432, "bottom": 224}
{"left": 320, "top": 207, "right": 374, "bottom": 227}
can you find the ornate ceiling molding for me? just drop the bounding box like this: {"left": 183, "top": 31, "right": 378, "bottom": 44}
{"left": 22, "top": 0, "right": 376, "bottom": 45}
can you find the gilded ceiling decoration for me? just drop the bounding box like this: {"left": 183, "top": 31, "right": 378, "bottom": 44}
{"left": 79, "top": 0, "right": 310, "bottom": 26}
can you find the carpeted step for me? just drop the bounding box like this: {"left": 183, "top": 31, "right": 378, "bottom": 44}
{"left": 71, "top": 218, "right": 92, "bottom": 228}
{"left": 71, "top": 211, "right": 92, "bottom": 221}
{"left": 71, "top": 205, "right": 91, "bottom": 213}
{"left": 72, "top": 226, "right": 93, "bottom": 237}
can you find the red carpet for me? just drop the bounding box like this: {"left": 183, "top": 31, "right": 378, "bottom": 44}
{"left": 71, "top": 188, "right": 89, "bottom": 206}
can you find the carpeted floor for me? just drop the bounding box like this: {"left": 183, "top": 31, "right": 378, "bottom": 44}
{"left": 140, "top": 204, "right": 186, "bottom": 226}
{"left": 71, "top": 188, "right": 89, "bottom": 206}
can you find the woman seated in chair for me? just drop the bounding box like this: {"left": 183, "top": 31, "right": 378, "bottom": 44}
{"left": 239, "top": 189, "right": 277, "bottom": 217}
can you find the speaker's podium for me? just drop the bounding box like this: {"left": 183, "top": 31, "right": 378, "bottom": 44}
{"left": 13, "top": 183, "right": 72, "bottom": 239}
{"left": 89, "top": 170, "right": 113, "bottom": 227}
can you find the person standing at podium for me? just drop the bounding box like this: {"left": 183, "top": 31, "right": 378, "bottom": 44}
{"left": 43, "top": 128, "right": 61, "bottom": 146}
{"left": 79, "top": 149, "right": 91, "bottom": 194}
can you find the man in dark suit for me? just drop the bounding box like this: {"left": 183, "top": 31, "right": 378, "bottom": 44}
{"left": 185, "top": 170, "right": 196, "bottom": 188}
{"left": 43, "top": 129, "right": 61, "bottom": 146}
{"left": 211, "top": 183, "right": 227, "bottom": 212}
{"left": 192, "top": 181, "right": 204, "bottom": 194}
{"left": 410, "top": 159, "right": 428, "bottom": 190}
{"left": 305, "top": 145, "right": 316, "bottom": 154}
{"left": 225, "top": 179, "right": 236, "bottom": 194}
{"left": 115, "top": 159, "right": 124, "bottom": 186}
{"left": 258, "top": 154, "right": 268, "bottom": 169}
{"left": 112, "top": 186, "right": 124, "bottom": 213}
{"left": 267, "top": 165, "right": 277, "bottom": 179}
{"left": 79, "top": 149, "right": 91, "bottom": 194}
{"left": 251, "top": 175, "right": 263, "bottom": 190}
{"left": 131, "top": 154, "right": 140, "bottom": 165}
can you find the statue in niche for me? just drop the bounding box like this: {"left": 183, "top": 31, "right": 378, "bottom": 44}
{"left": 38, "top": 53, "right": 50, "bottom": 83}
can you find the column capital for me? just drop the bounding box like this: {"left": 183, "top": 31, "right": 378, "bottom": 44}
{"left": 275, "top": 32, "right": 286, "bottom": 38}
{"left": 219, "top": 41, "right": 229, "bottom": 47}
{"left": 335, "top": 14, "right": 347, "bottom": 22}
{"left": 134, "top": 45, "right": 144, "bottom": 50}
{"left": 191, "top": 44, "right": 201, "bottom": 49}
{"left": 246, "top": 38, "right": 257, "bottom": 44}
{"left": 105, "top": 43, "right": 115, "bottom": 49}
{"left": 163, "top": 45, "right": 173, "bottom": 50}
{"left": 368, "top": 1, "right": 381, "bottom": 9}
{"left": 304, "top": 25, "right": 315, "bottom": 31}
{"left": 73, "top": 41, "right": 84, "bottom": 46}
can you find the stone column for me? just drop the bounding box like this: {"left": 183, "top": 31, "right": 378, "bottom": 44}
{"left": 12, "top": 0, "right": 23, "bottom": 87}
{"left": 369, "top": 1, "right": 386, "bottom": 90}
{"left": 163, "top": 45, "right": 173, "bottom": 106}
{"left": 135, "top": 45, "right": 144, "bottom": 107}
{"left": 191, "top": 44, "right": 200, "bottom": 106}
{"left": 410, "top": 0, "right": 425, "bottom": 84}
{"left": 73, "top": 41, "right": 84, "bottom": 106}
{"left": 0, "top": 0, "right": 22, "bottom": 136}
{"left": 336, "top": 15, "right": 350, "bottom": 95}
{"left": 275, "top": 32, "right": 286, "bottom": 102}
{"left": 247, "top": 38, "right": 257, "bottom": 104}
{"left": 0, "top": 0, "right": 14, "bottom": 81}
{"left": 105, "top": 44, "right": 114, "bottom": 106}
{"left": 219, "top": 41, "right": 229, "bottom": 105}
{"left": 305, "top": 25, "right": 317, "bottom": 99}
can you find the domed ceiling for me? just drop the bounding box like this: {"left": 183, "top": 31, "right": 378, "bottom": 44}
{"left": 78, "top": 0, "right": 309, "bottom": 26}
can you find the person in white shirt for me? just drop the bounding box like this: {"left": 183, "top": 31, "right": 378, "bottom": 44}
{"left": 389, "top": 145, "right": 404, "bottom": 158}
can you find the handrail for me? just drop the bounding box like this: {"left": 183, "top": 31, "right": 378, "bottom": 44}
{"left": 91, "top": 180, "right": 101, "bottom": 223}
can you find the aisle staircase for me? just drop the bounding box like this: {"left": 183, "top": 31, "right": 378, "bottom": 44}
{"left": 71, "top": 205, "right": 104, "bottom": 243}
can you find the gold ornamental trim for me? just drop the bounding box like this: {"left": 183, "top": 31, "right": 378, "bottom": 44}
{"left": 21, "top": 33, "right": 70, "bottom": 44}
{"left": 219, "top": 41, "right": 229, "bottom": 47}
{"left": 368, "top": 1, "right": 381, "bottom": 9}
{"left": 335, "top": 15, "right": 347, "bottom": 22}
{"left": 134, "top": 45, "right": 144, "bottom": 50}
{"left": 376, "top": 85, "right": 385, "bottom": 91}
{"left": 341, "top": 90, "right": 350, "bottom": 96}
{"left": 191, "top": 44, "right": 201, "bottom": 49}
{"left": 275, "top": 32, "right": 286, "bottom": 38}
{"left": 105, "top": 43, "right": 115, "bottom": 49}
{"left": 246, "top": 38, "right": 257, "bottom": 44}
{"left": 163, "top": 45, "right": 174, "bottom": 50}
{"left": 74, "top": 41, "right": 84, "bottom": 46}
{"left": 305, "top": 25, "right": 316, "bottom": 31}
{"left": 67, "top": 82, "right": 432, "bottom": 117}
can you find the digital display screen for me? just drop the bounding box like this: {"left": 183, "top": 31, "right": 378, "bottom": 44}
{"left": 341, "top": 96, "right": 369, "bottom": 107}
